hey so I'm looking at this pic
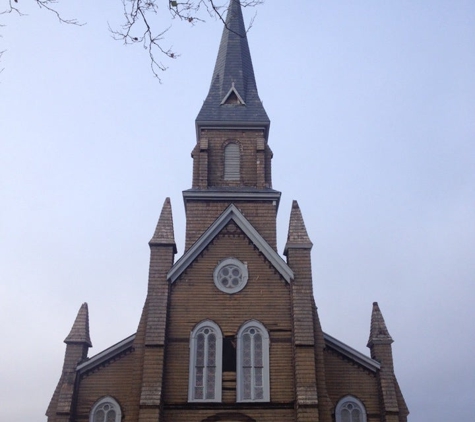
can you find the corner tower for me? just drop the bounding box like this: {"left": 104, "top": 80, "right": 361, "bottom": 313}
{"left": 184, "top": 0, "right": 280, "bottom": 250}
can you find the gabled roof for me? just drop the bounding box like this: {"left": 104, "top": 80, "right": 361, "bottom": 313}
{"left": 76, "top": 334, "right": 135, "bottom": 374}
{"left": 168, "top": 204, "right": 294, "bottom": 283}
{"left": 195, "top": 0, "right": 270, "bottom": 135}
{"left": 324, "top": 332, "right": 381, "bottom": 372}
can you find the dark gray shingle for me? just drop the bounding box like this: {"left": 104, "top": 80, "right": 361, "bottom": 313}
{"left": 196, "top": 0, "right": 270, "bottom": 132}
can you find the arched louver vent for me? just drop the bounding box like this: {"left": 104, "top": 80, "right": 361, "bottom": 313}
{"left": 224, "top": 143, "right": 240, "bottom": 181}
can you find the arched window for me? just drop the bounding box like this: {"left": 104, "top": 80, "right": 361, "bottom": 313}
{"left": 89, "top": 397, "right": 122, "bottom": 422}
{"left": 237, "top": 320, "right": 270, "bottom": 402}
{"left": 224, "top": 142, "right": 240, "bottom": 181}
{"left": 189, "top": 320, "right": 223, "bottom": 402}
{"left": 335, "top": 396, "right": 367, "bottom": 422}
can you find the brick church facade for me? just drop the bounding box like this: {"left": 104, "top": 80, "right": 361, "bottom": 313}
{"left": 47, "top": 1, "right": 408, "bottom": 421}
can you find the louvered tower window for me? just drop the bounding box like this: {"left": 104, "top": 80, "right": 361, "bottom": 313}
{"left": 237, "top": 320, "right": 270, "bottom": 402}
{"left": 335, "top": 396, "right": 367, "bottom": 422}
{"left": 188, "top": 320, "right": 223, "bottom": 402}
{"left": 224, "top": 142, "right": 240, "bottom": 180}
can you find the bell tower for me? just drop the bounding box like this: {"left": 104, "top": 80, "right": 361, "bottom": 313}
{"left": 183, "top": 0, "right": 280, "bottom": 251}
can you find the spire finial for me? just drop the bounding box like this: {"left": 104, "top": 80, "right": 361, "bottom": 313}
{"left": 367, "top": 301, "right": 393, "bottom": 347}
{"left": 150, "top": 197, "right": 177, "bottom": 253}
{"left": 284, "top": 200, "right": 313, "bottom": 254}
{"left": 64, "top": 302, "right": 92, "bottom": 347}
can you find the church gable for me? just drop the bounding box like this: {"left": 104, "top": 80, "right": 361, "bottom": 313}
{"left": 163, "top": 221, "right": 295, "bottom": 408}
{"left": 168, "top": 204, "right": 293, "bottom": 284}
{"left": 324, "top": 348, "right": 381, "bottom": 418}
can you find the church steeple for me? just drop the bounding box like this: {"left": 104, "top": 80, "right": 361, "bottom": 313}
{"left": 184, "top": 0, "right": 279, "bottom": 251}
{"left": 196, "top": 0, "right": 270, "bottom": 137}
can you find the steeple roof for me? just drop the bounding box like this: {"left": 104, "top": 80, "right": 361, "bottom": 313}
{"left": 196, "top": 0, "right": 270, "bottom": 134}
{"left": 64, "top": 302, "right": 92, "bottom": 347}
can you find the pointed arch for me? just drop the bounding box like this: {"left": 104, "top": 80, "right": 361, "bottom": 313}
{"left": 236, "top": 320, "right": 270, "bottom": 402}
{"left": 89, "top": 396, "right": 122, "bottom": 422}
{"left": 335, "top": 395, "right": 367, "bottom": 422}
{"left": 224, "top": 142, "right": 240, "bottom": 181}
{"left": 188, "top": 320, "right": 223, "bottom": 402}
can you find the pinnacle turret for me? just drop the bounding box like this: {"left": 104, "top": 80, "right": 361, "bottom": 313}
{"left": 149, "top": 197, "right": 177, "bottom": 253}
{"left": 64, "top": 302, "right": 92, "bottom": 347}
{"left": 367, "top": 301, "right": 394, "bottom": 347}
{"left": 284, "top": 200, "right": 313, "bottom": 255}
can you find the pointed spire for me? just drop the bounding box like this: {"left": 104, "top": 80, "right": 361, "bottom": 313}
{"left": 367, "top": 302, "right": 393, "bottom": 347}
{"left": 196, "top": 0, "right": 270, "bottom": 135}
{"left": 149, "top": 197, "right": 177, "bottom": 253}
{"left": 64, "top": 302, "right": 92, "bottom": 347}
{"left": 284, "top": 200, "right": 313, "bottom": 254}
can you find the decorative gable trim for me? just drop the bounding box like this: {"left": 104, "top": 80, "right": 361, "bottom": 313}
{"left": 76, "top": 334, "right": 135, "bottom": 374}
{"left": 168, "top": 204, "right": 294, "bottom": 283}
{"left": 323, "top": 332, "right": 380, "bottom": 372}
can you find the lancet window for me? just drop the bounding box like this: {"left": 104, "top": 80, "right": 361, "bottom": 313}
{"left": 188, "top": 320, "right": 223, "bottom": 402}
{"left": 236, "top": 320, "right": 270, "bottom": 402}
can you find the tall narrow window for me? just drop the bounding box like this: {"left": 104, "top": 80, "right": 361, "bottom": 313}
{"left": 237, "top": 320, "right": 270, "bottom": 402}
{"left": 335, "top": 396, "right": 367, "bottom": 422}
{"left": 89, "top": 397, "right": 121, "bottom": 422}
{"left": 224, "top": 142, "right": 240, "bottom": 180}
{"left": 189, "top": 320, "right": 223, "bottom": 402}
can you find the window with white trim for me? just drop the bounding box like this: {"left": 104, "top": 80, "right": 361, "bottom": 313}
{"left": 224, "top": 142, "right": 240, "bottom": 180}
{"left": 89, "top": 397, "right": 122, "bottom": 422}
{"left": 213, "top": 258, "right": 249, "bottom": 294}
{"left": 335, "top": 395, "right": 367, "bottom": 422}
{"left": 237, "top": 320, "right": 270, "bottom": 402}
{"left": 188, "top": 320, "right": 223, "bottom": 402}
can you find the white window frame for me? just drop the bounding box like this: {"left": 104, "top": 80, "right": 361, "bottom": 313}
{"left": 335, "top": 395, "right": 367, "bottom": 422}
{"left": 89, "top": 396, "right": 122, "bottom": 422}
{"left": 224, "top": 142, "right": 240, "bottom": 181}
{"left": 188, "top": 320, "right": 223, "bottom": 402}
{"left": 236, "top": 320, "right": 270, "bottom": 402}
{"left": 213, "top": 258, "right": 249, "bottom": 294}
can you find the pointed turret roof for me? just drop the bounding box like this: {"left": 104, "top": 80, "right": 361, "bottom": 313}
{"left": 149, "top": 197, "right": 177, "bottom": 253}
{"left": 196, "top": 0, "right": 270, "bottom": 135}
{"left": 64, "top": 302, "right": 92, "bottom": 347}
{"left": 284, "top": 200, "right": 313, "bottom": 254}
{"left": 367, "top": 302, "right": 394, "bottom": 347}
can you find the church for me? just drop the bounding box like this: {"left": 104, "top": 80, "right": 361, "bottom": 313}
{"left": 47, "top": 1, "right": 408, "bottom": 421}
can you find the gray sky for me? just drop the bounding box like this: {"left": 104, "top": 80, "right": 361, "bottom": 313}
{"left": 1, "top": 1, "right": 474, "bottom": 420}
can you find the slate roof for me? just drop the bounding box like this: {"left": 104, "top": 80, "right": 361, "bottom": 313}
{"left": 196, "top": 0, "right": 270, "bottom": 134}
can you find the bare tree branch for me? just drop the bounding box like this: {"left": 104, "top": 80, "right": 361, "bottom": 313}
{"left": 1, "top": 1, "right": 263, "bottom": 81}
{"left": 34, "top": 0, "right": 84, "bottom": 25}
{"left": 110, "top": 0, "right": 263, "bottom": 81}
{"left": 1, "top": 0, "right": 84, "bottom": 25}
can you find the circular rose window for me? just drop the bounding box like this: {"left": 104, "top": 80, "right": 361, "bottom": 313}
{"left": 213, "top": 258, "right": 248, "bottom": 294}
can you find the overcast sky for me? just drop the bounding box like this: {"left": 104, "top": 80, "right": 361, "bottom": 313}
{"left": 1, "top": 1, "right": 474, "bottom": 421}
